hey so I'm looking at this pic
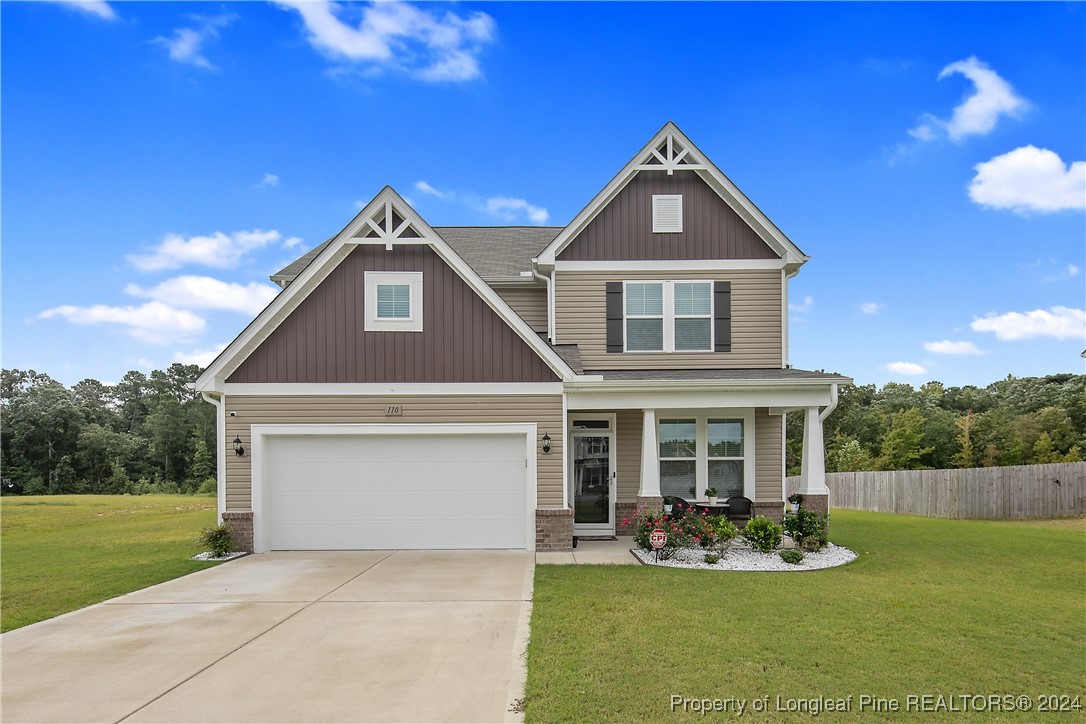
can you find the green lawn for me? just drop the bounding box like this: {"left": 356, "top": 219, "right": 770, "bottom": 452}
{"left": 1, "top": 495, "right": 222, "bottom": 632}
{"left": 526, "top": 510, "right": 1086, "bottom": 722}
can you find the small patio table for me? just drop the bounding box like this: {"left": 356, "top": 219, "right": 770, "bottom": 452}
{"left": 693, "top": 502, "right": 730, "bottom": 517}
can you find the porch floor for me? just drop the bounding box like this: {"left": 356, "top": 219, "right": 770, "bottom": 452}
{"left": 536, "top": 537, "right": 639, "bottom": 565}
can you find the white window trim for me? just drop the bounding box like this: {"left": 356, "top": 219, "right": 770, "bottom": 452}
{"left": 656, "top": 410, "right": 755, "bottom": 500}
{"left": 623, "top": 280, "right": 713, "bottom": 353}
{"left": 652, "top": 194, "right": 683, "bottom": 233}
{"left": 364, "top": 271, "right": 423, "bottom": 332}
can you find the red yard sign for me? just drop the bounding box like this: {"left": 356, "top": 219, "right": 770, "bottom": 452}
{"left": 649, "top": 528, "right": 667, "bottom": 549}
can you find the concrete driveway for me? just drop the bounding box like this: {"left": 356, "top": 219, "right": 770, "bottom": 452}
{"left": 1, "top": 550, "right": 534, "bottom": 723}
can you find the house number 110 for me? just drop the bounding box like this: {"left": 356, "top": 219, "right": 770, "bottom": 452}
{"left": 385, "top": 405, "right": 403, "bottom": 416}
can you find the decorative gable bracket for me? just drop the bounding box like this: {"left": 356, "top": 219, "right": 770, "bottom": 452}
{"left": 348, "top": 198, "right": 428, "bottom": 251}
{"left": 635, "top": 132, "right": 706, "bottom": 175}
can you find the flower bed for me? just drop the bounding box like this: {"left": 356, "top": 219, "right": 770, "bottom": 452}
{"left": 632, "top": 543, "right": 857, "bottom": 571}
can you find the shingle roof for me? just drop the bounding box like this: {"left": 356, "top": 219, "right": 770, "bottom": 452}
{"left": 551, "top": 345, "right": 584, "bottom": 375}
{"left": 270, "top": 226, "right": 562, "bottom": 285}
{"left": 592, "top": 368, "right": 851, "bottom": 382}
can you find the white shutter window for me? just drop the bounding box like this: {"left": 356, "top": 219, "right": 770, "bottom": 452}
{"left": 652, "top": 194, "right": 683, "bottom": 233}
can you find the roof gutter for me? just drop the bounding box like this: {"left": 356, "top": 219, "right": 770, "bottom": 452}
{"left": 564, "top": 377, "right": 851, "bottom": 394}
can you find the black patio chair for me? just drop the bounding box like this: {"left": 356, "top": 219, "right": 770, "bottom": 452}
{"left": 724, "top": 495, "right": 753, "bottom": 526}
{"left": 667, "top": 497, "right": 693, "bottom": 521}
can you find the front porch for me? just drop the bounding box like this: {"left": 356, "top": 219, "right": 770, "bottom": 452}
{"left": 537, "top": 371, "right": 847, "bottom": 550}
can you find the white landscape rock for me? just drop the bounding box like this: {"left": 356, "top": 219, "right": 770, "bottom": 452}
{"left": 632, "top": 543, "right": 857, "bottom": 572}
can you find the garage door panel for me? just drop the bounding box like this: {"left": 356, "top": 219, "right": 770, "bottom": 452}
{"left": 264, "top": 433, "right": 529, "bottom": 550}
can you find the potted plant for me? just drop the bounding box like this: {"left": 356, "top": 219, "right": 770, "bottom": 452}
{"left": 787, "top": 493, "right": 803, "bottom": 513}
{"left": 663, "top": 496, "right": 674, "bottom": 514}
{"left": 705, "top": 487, "right": 718, "bottom": 505}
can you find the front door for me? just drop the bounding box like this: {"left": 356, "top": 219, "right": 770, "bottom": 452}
{"left": 572, "top": 432, "right": 615, "bottom": 535}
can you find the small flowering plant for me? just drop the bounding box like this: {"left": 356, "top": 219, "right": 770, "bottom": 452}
{"left": 624, "top": 508, "right": 691, "bottom": 560}
{"left": 786, "top": 493, "right": 803, "bottom": 506}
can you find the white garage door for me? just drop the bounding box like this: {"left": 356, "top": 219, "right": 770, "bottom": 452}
{"left": 264, "top": 433, "right": 528, "bottom": 550}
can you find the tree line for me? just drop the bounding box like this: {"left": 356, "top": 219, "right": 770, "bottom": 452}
{"left": 787, "top": 373, "right": 1086, "bottom": 475}
{"left": 1, "top": 366, "right": 215, "bottom": 495}
{"left": 2, "top": 366, "right": 1083, "bottom": 495}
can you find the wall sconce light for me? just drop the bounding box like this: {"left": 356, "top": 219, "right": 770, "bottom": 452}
{"left": 541, "top": 432, "right": 552, "bottom": 454}
{"left": 233, "top": 436, "right": 245, "bottom": 457}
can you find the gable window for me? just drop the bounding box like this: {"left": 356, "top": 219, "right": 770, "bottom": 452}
{"left": 364, "top": 271, "right": 423, "bottom": 332}
{"left": 652, "top": 194, "right": 683, "bottom": 233}
{"left": 622, "top": 281, "right": 712, "bottom": 352}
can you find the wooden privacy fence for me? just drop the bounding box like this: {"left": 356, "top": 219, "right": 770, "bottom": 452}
{"left": 785, "top": 462, "right": 1086, "bottom": 519}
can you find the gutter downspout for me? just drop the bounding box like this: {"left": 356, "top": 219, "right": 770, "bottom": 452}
{"left": 819, "top": 383, "right": 839, "bottom": 423}
{"left": 784, "top": 268, "right": 800, "bottom": 369}
{"left": 529, "top": 262, "right": 553, "bottom": 344}
{"left": 200, "top": 392, "right": 226, "bottom": 524}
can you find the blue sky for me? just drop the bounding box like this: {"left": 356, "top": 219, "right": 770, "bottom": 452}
{"left": 3, "top": 1, "right": 1084, "bottom": 388}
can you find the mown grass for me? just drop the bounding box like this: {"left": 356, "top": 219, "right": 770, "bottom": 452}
{"left": 1, "top": 495, "right": 221, "bottom": 632}
{"left": 526, "top": 510, "right": 1086, "bottom": 722}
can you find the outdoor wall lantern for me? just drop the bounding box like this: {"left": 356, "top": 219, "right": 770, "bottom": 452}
{"left": 541, "top": 432, "right": 552, "bottom": 454}
{"left": 232, "top": 436, "right": 245, "bottom": 457}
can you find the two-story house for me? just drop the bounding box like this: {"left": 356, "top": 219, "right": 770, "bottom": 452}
{"left": 193, "top": 123, "right": 851, "bottom": 553}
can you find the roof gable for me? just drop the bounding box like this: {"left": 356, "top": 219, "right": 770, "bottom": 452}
{"left": 195, "top": 188, "right": 575, "bottom": 390}
{"left": 535, "top": 122, "right": 808, "bottom": 270}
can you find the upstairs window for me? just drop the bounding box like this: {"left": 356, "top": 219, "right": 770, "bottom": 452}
{"left": 364, "top": 271, "right": 423, "bottom": 332}
{"left": 622, "top": 281, "right": 712, "bottom": 352}
{"left": 652, "top": 194, "right": 683, "bottom": 233}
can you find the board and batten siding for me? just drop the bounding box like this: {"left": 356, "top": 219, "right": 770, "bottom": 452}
{"left": 555, "top": 269, "right": 783, "bottom": 369}
{"left": 224, "top": 394, "right": 564, "bottom": 511}
{"left": 755, "top": 409, "right": 784, "bottom": 502}
{"left": 494, "top": 286, "right": 548, "bottom": 335}
{"left": 558, "top": 172, "right": 780, "bottom": 261}
{"left": 228, "top": 245, "right": 558, "bottom": 384}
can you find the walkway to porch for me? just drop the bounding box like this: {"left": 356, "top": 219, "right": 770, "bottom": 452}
{"left": 536, "top": 537, "right": 639, "bottom": 565}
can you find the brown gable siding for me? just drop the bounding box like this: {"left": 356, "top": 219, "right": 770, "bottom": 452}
{"left": 228, "top": 246, "right": 559, "bottom": 383}
{"left": 559, "top": 172, "right": 780, "bottom": 261}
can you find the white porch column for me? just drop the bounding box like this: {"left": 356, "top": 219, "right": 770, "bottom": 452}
{"left": 639, "top": 409, "right": 660, "bottom": 496}
{"left": 798, "top": 405, "right": 830, "bottom": 495}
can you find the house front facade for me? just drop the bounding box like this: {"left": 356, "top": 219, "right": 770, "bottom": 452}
{"left": 193, "top": 123, "right": 850, "bottom": 553}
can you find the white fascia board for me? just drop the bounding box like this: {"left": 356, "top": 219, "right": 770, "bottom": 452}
{"left": 219, "top": 382, "right": 564, "bottom": 396}
{"left": 554, "top": 259, "right": 786, "bottom": 272}
{"left": 535, "top": 122, "right": 808, "bottom": 267}
{"left": 565, "top": 385, "right": 836, "bottom": 411}
{"left": 195, "top": 186, "right": 576, "bottom": 392}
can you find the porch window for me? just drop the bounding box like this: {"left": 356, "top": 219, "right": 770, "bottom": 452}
{"left": 708, "top": 418, "right": 744, "bottom": 498}
{"left": 659, "top": 418, "right": 697, "bottom": 498}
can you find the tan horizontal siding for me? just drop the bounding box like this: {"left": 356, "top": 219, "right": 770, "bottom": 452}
{"left": 755, "top": 408, "right": 783, "bottom": 502}
{"left": 495, "top": 287, "right": 548, "bottom": 334}
{"left": 224, "top": 394, "right": 564, "bottom": 511}
{"left": 615, "top": 409, "right": 643, "bottom": 502}
{"left": 555, "top": 269, "right": 783, "bottom": 369}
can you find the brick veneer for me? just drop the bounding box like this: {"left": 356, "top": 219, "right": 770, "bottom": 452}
{"left": 221, "top": 511, "right": 254, "bottom": 552}
{"left": 536, "top": 508, "right": 573, "bottom": 551}
{"left": 795, "top": 494, "right": 829, "bottom": 515}
{"left": 615, "top": 502, "right": 638, "bottom": 535}
{"left": 635, "top": 495, "right": 664, "bottom": 515}
{"left": 751, "top": 501, "right": 784, "bottom": 524}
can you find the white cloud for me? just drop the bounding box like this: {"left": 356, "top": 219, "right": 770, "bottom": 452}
{"left": 923, "top": 340, "right": 985, "bottom": 355}
{"left": 1069, "top": 264, "right": 1081, "bottom": 277}
{"left": 415, "top": 180, "right": 450, "bottom": 199}
{"left": 968, "top": 146, "right": 1086, "bottom": 214}
{"left": 860, "top": 302, "right": 884, "bottom": 315}
{"left": 789, "top": 295, "right": 814, "bottom": 313}
{"left": 282, "top": 236, "right": 304, "bottom": 249}
{"left": 153, "top": 14, "right": 234, "bottom": 70}
{"left": 258, "top": 173, "right": 280, "bottom": 188}
{"left": 485, "top": 196, "right": 549, "bottom": 224}
{"left": 127, "top": 229, "right": 283, "bottom": 271}
{"left": 173, "top": 344, "right": 228, "bottom": 368}
{"left": 971, "top": 306, "right": 1085, "bottom": 341}
{"left": 49, "top": 1, "right": 116, "bottom": 20}
{"left": 125, "top": 276, "right": 279, "bottom": 315}
{"left": 276, "top": 1, "right": 495, "bottom": 82}
{"left": 39, "top": 301, "right": 206, "bottom": 344}
{"left": 886, "top": 361, "right": 928, "bottom": 376}
{"left": 909, "top": 56, "right": 1027, "bottom": 142}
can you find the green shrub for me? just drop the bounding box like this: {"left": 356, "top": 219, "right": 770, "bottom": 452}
{"left": 703, "top": 553, "right": 720, "bottom": 564}
{"left": 743, "top": 515, "right": 783, "bottom": 553}
{"left": 705, "top": 516, "right": 739, "bottom": 558}
{"left": 197, "top": 477, "right": 217, "bottom": 495}
{"left": 783, "top": 510, "right": 828, "bottom": 551}
{"left": 200, "top": 524, "right": 235, "bottom": 557}
{"left": 779, "top": 549, "right": 805, "bottom": 565}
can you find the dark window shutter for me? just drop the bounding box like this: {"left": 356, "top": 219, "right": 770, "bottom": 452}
{"left": 714, "top": 281, "right": 731, "bottom": 352}
{"left": 606, "top": 282, "right": 623, "bottom": 353}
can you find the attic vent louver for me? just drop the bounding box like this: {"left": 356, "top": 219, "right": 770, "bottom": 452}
{"left": 652, "top": 195, "right": 683, "bottom": 233}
